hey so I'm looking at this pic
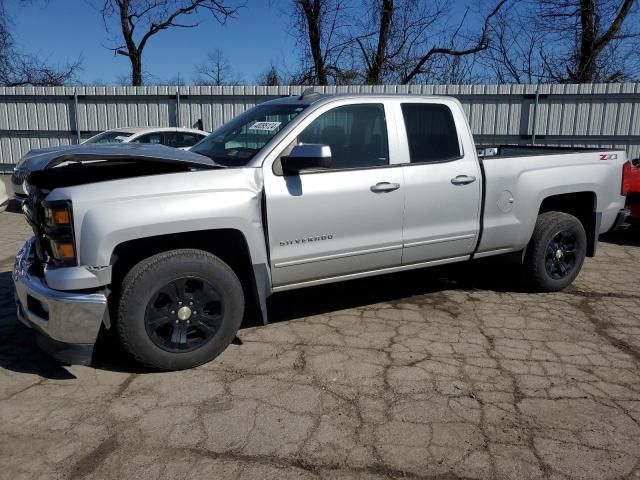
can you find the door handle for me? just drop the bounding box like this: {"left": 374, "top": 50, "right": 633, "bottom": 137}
{"left": 451, "top": 175, "right": 477, "bottom": 186}
{"left": 370, "top": 182, "right": 400, "bottom": 193}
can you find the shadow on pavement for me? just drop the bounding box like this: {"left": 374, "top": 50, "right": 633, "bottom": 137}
{"left": 5, "top": 199, "right": 23, "bottom": 214}
{"left": 263, "top": 255, "right": 528, "bottom": 325}
{"left": 1, "top": 255, "right": 528, "bottom": 374}
{"left": 91, "top": 326, "right": 154, "bottom": 373}
{"left": 600, "top": 223, "right": 640, "bottom": 247}
{"left": 0, "top": 271, "right": 76, "bottom": 380}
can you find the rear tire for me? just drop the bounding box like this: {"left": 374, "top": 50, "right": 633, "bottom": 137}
{"left": 116, "top": 249, "right": 244, "bottom": 371}
{"left": 524, "top": 212, "right": 587, "bottom": 292}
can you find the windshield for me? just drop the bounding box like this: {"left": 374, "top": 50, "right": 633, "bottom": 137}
{"left": 191, "top": 104, "right": 307, "bottom": 166}
{"left": 84, "top": 131, "right": 134, "bottom": 144}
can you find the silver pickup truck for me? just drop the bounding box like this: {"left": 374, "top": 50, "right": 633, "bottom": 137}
{"left": 13, "top": 92, "right": 631, "bottom": 370}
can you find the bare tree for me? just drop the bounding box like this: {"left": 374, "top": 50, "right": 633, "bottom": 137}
{"left": 101, "top": 0, "right": 241, "bottom": 86}
{"left": 398, "top": 0, "right": 508, "bottom": 84}
{"left": 482, "top": 0, "right": 640, "bottom": 83}
{"left": 480, "top": 3, "right": 545, "bottom": 84}
{"left": 194, "top": 48, "right": 242, "bottom": 85}
{"left": 290, "top": 0, "right": 354, "bottom": 84}
{"left": 353, "top": 0, "right": 444, "bottom": 84}
{"left": 162, "top": 73, "right": 188, "bottom": 85}
{"left": 355, "top": 0, "right": 392, "bottom": 84}
{"left": 0, "top": 0, "right": 81, "bottom": 86}
{"left": 539, "top": 0, "right": 638, "bottom": 82}
{"left": 256, "top": 64, "right": 281, "bottom": 86}
{"left": 350, "top": 0, "right": 508, "bottom": 85}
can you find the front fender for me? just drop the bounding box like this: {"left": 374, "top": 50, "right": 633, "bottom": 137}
{"left": 45, "top": 168, "right": 269, "bottom": 271}
{"left": 79, "top": 190, "right": 267, "bottom": 267}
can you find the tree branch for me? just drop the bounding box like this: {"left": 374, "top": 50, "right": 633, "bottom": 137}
{"left": 595, "top": 0, "right": 635, "bottom": 50}
{"left": 401, "top": 0, "right": 508, "bottom": 84}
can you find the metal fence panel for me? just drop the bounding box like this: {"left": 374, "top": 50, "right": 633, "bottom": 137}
{"left": 0, "top": 83, "right": 639, "bottom": 168}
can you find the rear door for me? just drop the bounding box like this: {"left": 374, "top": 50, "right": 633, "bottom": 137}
{"left": 263, "top": 99, "right": 405, "bottom": 288}
{"left": 395, "top": 100, "right": 482, "bottom": 264}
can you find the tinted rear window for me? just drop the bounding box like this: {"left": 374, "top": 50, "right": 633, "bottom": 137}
{"left": 401, "top": 104, "right": 461, "bottom": 163}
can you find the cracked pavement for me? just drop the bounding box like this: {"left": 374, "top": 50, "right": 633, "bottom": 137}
{"left": 1, "top": 178, "right": 640, "bottom": 479}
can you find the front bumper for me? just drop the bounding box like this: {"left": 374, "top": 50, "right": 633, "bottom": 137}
{"left": 13, "top": 238, "right": 108, "bottom": 365}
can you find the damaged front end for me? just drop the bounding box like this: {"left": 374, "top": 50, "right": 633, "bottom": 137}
{"left": 21, "top": 143, "right": 222, "bottom": 286}
{"left": 14, "top": 238, "right": 108, "bottom": 365}
{"left": 24, "top": 143, "right": 221, "bottom": 190}
{"left": 13, "top": 144, "right": 223, "bottom": 364}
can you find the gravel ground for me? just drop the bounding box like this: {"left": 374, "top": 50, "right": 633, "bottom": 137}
{"left": 1, "top": 175, "right": 640, "bottom": 480}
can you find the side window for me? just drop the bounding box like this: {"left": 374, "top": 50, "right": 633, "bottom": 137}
{"left": 401, "top": 103, "right": 461, "bottom": 163}
{"left": 297, "top": 104, "right": 389, "bottom": 170}
{"left": 163, "top": 132, "right": 177, "bottom": 147}
{"left": 133, "top": 132, "right": 164, "bottom": 145}
{"left": 173, "top": 133, "right": 203, "bottom": 148}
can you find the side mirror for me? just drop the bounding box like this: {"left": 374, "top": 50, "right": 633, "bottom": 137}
{"left": 281, "top": 144, "right": 332, "bottom": 174}
{"left": 632, "top": 158, "right": 640, "bottom": 168}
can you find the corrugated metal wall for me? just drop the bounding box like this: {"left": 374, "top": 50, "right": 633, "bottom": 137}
{"left": 1, "top": 83, "right": 639, "bottom": 167}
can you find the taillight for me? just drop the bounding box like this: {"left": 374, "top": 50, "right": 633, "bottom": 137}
{"left": 622, "top": 161, "right": 631, "bottom": 196}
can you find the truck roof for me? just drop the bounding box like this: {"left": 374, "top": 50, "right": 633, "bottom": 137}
{"left": 102, "top": 126, "right": 208, "bottom": 135}
{"left": 263, "top": 92, "right": 457, "bottom": 107}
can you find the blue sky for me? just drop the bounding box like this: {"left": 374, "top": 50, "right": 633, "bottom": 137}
{"left": 6, "top": 0, "right": 296, "bottom": 84}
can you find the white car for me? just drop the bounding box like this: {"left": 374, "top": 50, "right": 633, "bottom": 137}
{"left": 83, "top": 127, "right": 209, "bottom": 150}
{"left": 0, "top": 177, "right": 9, "bottom": 212}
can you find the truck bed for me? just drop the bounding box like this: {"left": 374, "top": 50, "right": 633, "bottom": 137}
{"left": 477, "top": 144, "right": 619, "bottom": 159}
{"left": 474, "top": 144, "right": 628, "bottom": 258}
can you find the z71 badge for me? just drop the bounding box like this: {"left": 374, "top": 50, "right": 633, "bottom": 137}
{"left": 599, "top": 153, "right": 618, "bottom": 160}
{"left": 280, "top": 235, "right": 333, "bottom": 246}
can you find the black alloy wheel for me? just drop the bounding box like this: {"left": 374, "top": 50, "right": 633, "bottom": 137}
{"left": 117, "top": 249, "right": 244, "bottom": 371}
{"left": 524, "top": 211, "right": 587, "bottom": 292}
{"left": 544, "top": 230, "right": 578, "bottom": 279}
{"left": 144, "top": 277, "right": 224, "bottom": 353}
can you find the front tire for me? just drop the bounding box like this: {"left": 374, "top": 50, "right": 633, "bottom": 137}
{"left": 524, "top": 212, "right": 587, "bottom": 292}
{"left": 116, "top": 249, "right": 244, "bottom": 371}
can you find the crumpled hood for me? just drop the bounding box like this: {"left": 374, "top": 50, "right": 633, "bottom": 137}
{"left": 19, "top": 143, "right": 219, "bottom": 171}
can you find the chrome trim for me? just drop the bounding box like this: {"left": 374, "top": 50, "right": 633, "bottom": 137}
{"left": 13, "top": 238, "right": 107, "bottom": 345}
{"left": 472, "top": 247, "right": 520, "bottom": 259}
{"left": 272, "top": 255, "right": 470, "bottom": 292}
{"left": 403, "top": 233, "right": 476, "bottom": 249}
{"left": 273, "top": 244, "right": 403, "bottom": 268}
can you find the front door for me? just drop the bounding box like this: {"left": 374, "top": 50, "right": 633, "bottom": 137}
{"left": 264, "top": 101, "right": 405, "bottom": 288}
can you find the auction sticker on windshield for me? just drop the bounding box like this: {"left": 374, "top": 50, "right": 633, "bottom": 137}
{"left": 249, "top": 121, "right": 281, "bottom": 131}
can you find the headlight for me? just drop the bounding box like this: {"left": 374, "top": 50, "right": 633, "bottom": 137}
{"left": 49, "top": 239, "right": 76, "bottom": 261}
{"left": 41, "top": 200, "right": 77, "bottom": 266}
{"left": 44, "top": 204, "right": 71, "bottom": 226}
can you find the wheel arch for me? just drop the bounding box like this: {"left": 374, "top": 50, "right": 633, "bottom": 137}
{"left": 537, "top": 191, "right": 598, "bottom": 257}
{"left": 109, "top": 229, "right": 270, "bottom": 326}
